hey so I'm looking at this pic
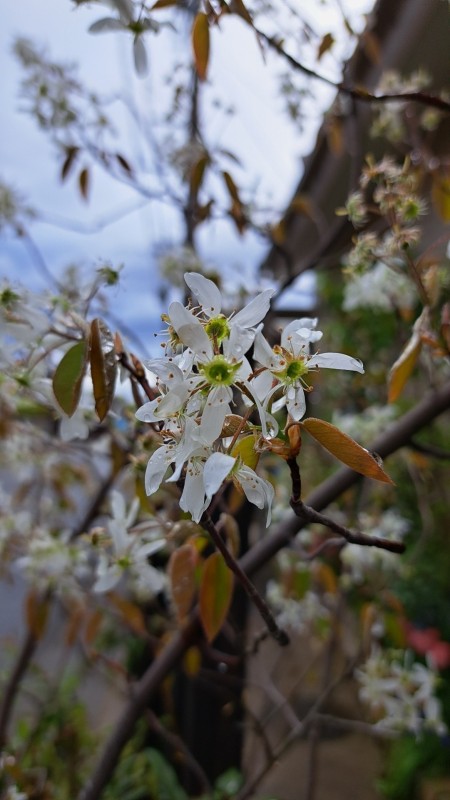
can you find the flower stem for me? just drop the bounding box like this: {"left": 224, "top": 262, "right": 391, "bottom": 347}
{"left": 201, "top": 512, "right": 289, "bottom": 647}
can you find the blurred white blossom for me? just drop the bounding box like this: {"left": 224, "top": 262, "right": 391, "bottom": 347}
{"left": 356, "top": 648, "right": 447, "bottom": 735}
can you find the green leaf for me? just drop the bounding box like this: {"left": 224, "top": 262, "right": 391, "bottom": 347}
{"left": 53, "top": 340, "right": 88, "bottom": 417}
{"left": 199, "top": 553, "right": 233, "bottom": 642}
{"left": 231, "top": 433, "right": 259, "bottom": 470}
{"left": 301, "top": 417, "right": 394, "bottom": 484}
{"left": 192, "top": 13, "right": 210, "bottom": 81}
{"left": 89, "top": 318, "right": 117, "bottom": 421}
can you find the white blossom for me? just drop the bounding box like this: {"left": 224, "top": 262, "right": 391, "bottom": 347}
{"left": 356, "top": 648, "right": 447, "bottom": 736}
{"left": 253, "top": 318, "right": 364, "bottom": 423}
{"left": 93, "top": 490, "right": 166, "bottom": 594}
{"left": 343, "top": 261, "right": 417, "bottom": 313}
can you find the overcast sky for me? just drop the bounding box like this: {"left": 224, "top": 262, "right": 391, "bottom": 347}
{"left": 0, "top": 0, "right": 373, "bottom": 349}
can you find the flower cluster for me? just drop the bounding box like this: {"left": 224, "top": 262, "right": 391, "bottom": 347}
{"left": 356, "top": 648, "right": 447, "bottom": 736}
{"left": 371, "top": 69, "right": 441, "bottom": 142}
{"left": 136, "top": 272, "right": 364, "bottom": 525}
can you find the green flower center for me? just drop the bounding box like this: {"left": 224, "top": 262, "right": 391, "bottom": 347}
{"left": 205, "top": 315, "right": 230, "bottom": 343}
{"left": 285, "top": 359, "right": 308, "bottom": 380}
{"left": 201, "top": 356, "right": 239, "bottom": 386}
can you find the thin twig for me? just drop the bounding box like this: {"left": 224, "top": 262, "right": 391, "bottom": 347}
{"left": 290, "top": 500, "right": 406, "bottom": 553}
{"left": 0, "top": 629, "right": 38, "bottom": 747}
{"left": 258, "top": 30, "right": 450, "bottom": 112}
{"left": 201, "top": 512, "right": 290, "bottom": 647}
{"left": 144, "top": 709, "right": 212, "bottom": 794}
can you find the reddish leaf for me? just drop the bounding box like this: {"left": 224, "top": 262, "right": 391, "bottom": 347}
{"left": 25, "top": 590, "right": 49, "bottom": 640}
{"left": 115, "top": 153, "right": 133, "bottom": 176}
{"left": 362, "top": 30, "right": 381, "bottom": 64}
{"left": 190, "top": 154, "right": 210, "bottom": 195}
{"left": 289, "top": 194, "right": 314, "bottom": 220}
{"left": 222, "top": 170, "right": 241, "bottom": 204}
{"left": 431, "top": 173, "right": 450, "bottom": 222}
{"left": 192, "top": 13, "right": 210, "bottom": 81}
{"left": 168, "top": 544, "right": 198, "bottom": 621}
{"left": 388, "top": 329, "right": 422, "bottom": 403}
{"left": 79, "top": 167, "right": 90, "bottom": 201}
{"left": 89, "top": 318, "right": 117, "bottom": 421}
{"left": 326, "top": 115, "right": 344, "bottom": 155}
{"left": 61, "top": 146, "right": 80, "bottom": 182}
{"left": 231, "top": 0, "right": 253, "bottom": 26}
{"left": 53, "top": 339, "right": 88, "bottom": 417}
{"left": 109, "top": 594, "right": 148, "bottom": 636}
{"left": 151, "top": 0, "right": 177, "bottom": 8}
{"left": 199, "top": 552, "right": 233, "bottom": 642}
{"left": 223, "top": 171, "right": 247, "bottom": 233}
{"left": 84, "top": 609, "right": 103, "bottom": 645}
{"left": 317, "top": 32, "right": 335, "bottom": 60}
{"left": 64, "top": 605, "right": 85, "bottom": 647}
{"left": 301, "top": 417, "right": 394, "bottom": 484}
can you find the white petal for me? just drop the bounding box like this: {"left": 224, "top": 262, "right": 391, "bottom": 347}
{"left": 110, "top": 490, "right": 126, "bottom": 523}
{"left": 156, "top": 383, "right": 190, "bottom": 417}
{"left": 133, "top": 36, "right": 148, "bottom": 76}
{"left": 235, "top": 355, "right": 252, "bottom": 381}
{"left": 145, "top": 358, "right": 184, "bottom": 386}
{"left": 287, "top": 386, "right": 306, "bottom": 420}
{"left": 184, "top": 273, "right": 222, "bottom": 317}
{"left": 200, "top": 397, "right": 229, "bottom": 442}
{"left": 93, "top": 563, "right": 121, "bottom": 593}
{"left": 253, "top": 331, "right": 282, "bottom": 370}
{"left": 168, "top": 302, "right": 213, "bottom": 359}
{"left": 108, "top": 521, "right": 129, "bottom": 555}
{"left": 126, "top": 496, "right": 140, "bottom": 528}
{"left": 223, "top": 324, "right": 253, "bottom": 359}
{"left": 250, "top": 371, "right": 273, "bottom": 403}
{"left": 135, "top": 399, "right": 162, "bottom": 423}
{"left": 232, "top": 288, "right": 274, "bottom": 328}
{"left": 203, "top": 452, "right": 235, "bottom": 500}
{"left": 145, "top": 445, "right": 173, "bottom": 495}
{"left": 309, "top": 353, "right": 365, "bottom": 373}
{"left": 169, "top": 419, "right": 206, "bottom": 481}
{"left": 136, "top": 539, "right": 166, "bottom": 559}
{"left": 89, "top": 17, "right": 125, "bottom": 33}
{"left": 180, "top": 466, "right": 207, "bottom": 522}
{"left": 237, "top": 466, "right": 274, "bottom": 527}
{"left": 59, "top": 411, "right": 89, "bottom": 442}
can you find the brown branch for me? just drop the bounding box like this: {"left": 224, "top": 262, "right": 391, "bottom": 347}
{"left": 78, "top": 379, "right": 450, "bottom": 800}
{"left": 144, "top": 709, "right": 212, "bottom": 794}
{"left": 117, "top": 350, "right": 156, "bottom": 403}
{"left": 0, "top": 628, "right": 38, "bottom": 748}
{"left": 290, "top": 500, "right": 406, "bottom": 553}
{"left": 258, "top": 31, "right": 450, "bottom": 112}
{"left": 200, "top": 512, "right": 289, "bottom": 647}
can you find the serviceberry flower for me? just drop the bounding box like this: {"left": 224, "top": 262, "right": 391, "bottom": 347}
{"left": 253, "top": 318, "right": 364, "bottom": 422}
{"left": 93, "top": 491, "right": 166, "bottom": 593}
